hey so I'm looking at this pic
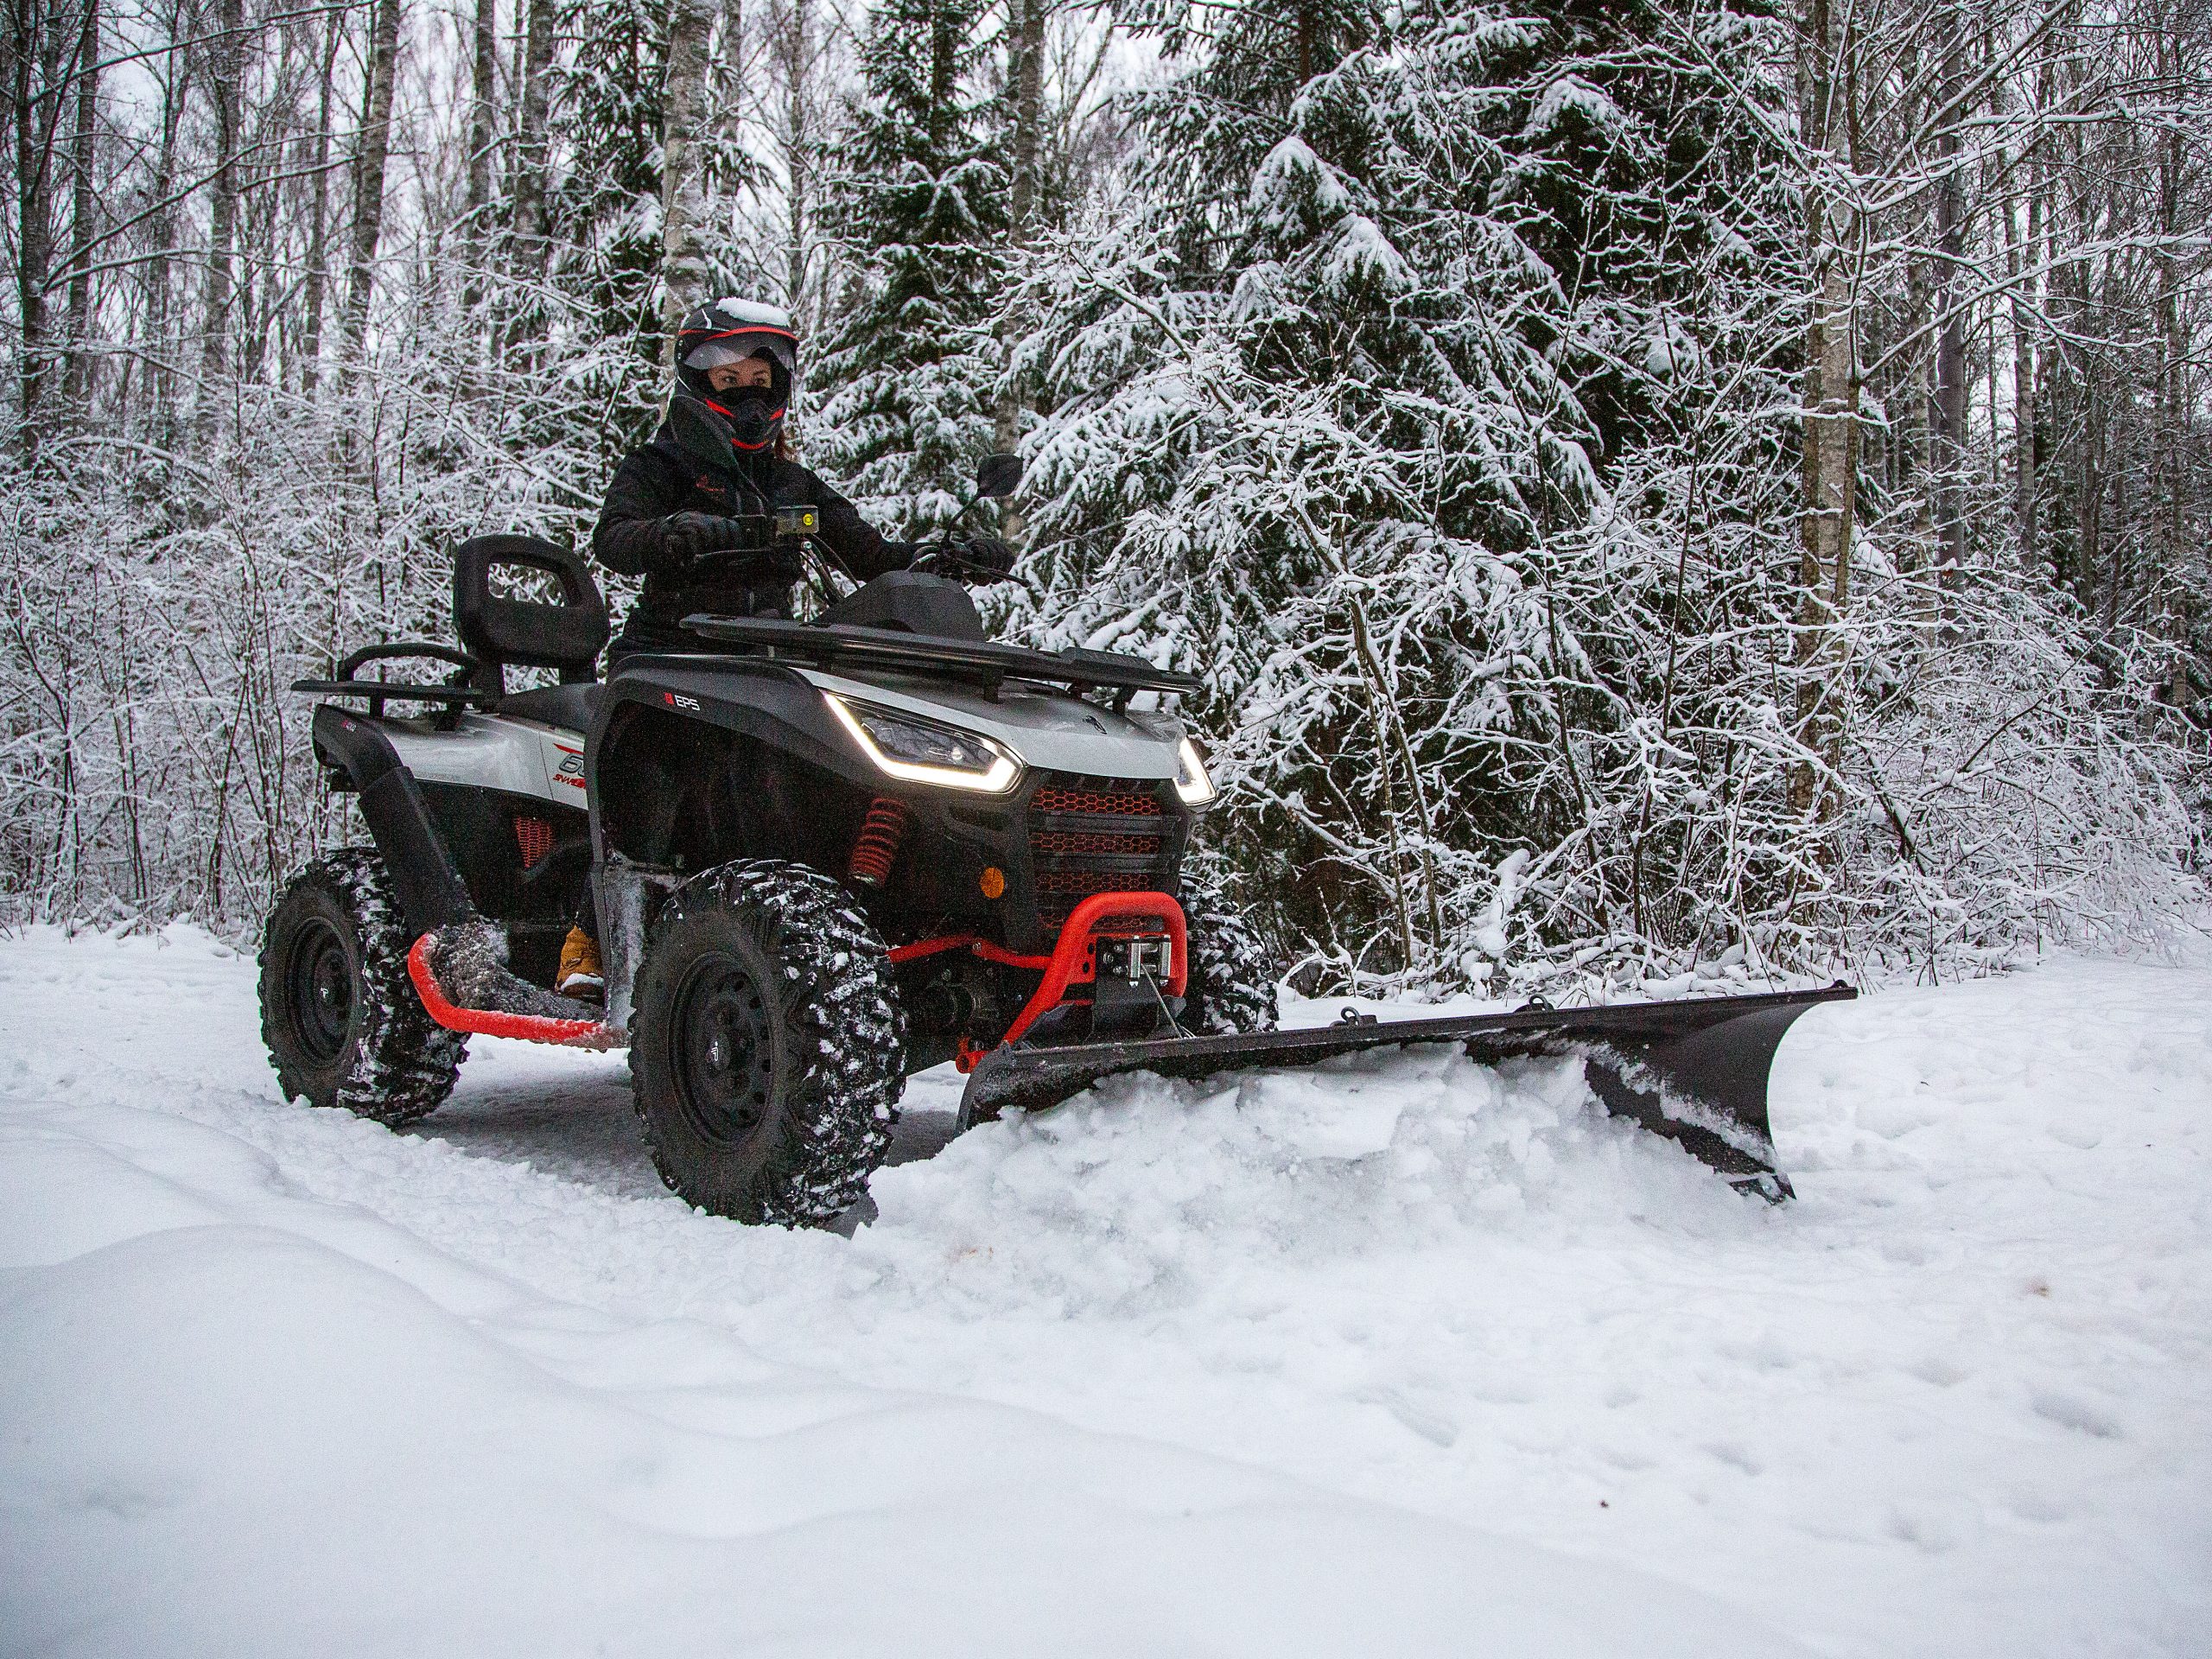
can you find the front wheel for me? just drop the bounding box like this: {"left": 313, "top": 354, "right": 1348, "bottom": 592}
{"left": 630, "top": 860, "right": 906, "bottom": 1225}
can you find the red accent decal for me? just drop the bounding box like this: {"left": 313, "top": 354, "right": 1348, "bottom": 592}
{"left": 513, "top": 815, "right": 555, "bottom": 868}
{"left": 407, "top": 935, "right": 619, "bottom": 1049}
{"left": 664, "top": 692, "right": 676, "bottom": 706}
{"left": 690, "top": 326, "right": 798, "bottom": 346}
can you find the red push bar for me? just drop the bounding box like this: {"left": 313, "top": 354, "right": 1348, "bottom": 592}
{"left": 995, "top": 893, "right": 1187, "bottom": 1052}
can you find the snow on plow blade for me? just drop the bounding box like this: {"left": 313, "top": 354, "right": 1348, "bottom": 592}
{"left": 959, "top": 983, "right": 1857, "bottom": 1201}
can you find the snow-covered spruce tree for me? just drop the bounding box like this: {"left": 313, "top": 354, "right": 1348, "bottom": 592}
{"left": 1000, "top": 1, "right": 1816, "bottom": 989}
{"left": 537, "top": 0, "right": 761, "bottom": 463}
{"left": 810, "top": 0, "right": 1010, "bottom": 537}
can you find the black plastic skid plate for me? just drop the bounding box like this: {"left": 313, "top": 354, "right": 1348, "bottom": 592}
{"left": 957, "top": 983, "right": 1858, "bottom": 1200}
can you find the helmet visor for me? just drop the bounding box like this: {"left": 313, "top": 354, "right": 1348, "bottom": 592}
{"left": 682, "top": 328, "right": 798, "bottom": 380}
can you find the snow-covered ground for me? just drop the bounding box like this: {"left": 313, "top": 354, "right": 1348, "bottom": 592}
{"left": 2, "top": 928, "right": 2207, "bottom": 1657}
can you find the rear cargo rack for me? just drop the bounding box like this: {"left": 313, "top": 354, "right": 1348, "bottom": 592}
{"left": 680, "top": 613, "right": 1202, "bottom": 697}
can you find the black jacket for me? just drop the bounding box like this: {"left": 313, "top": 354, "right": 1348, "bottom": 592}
{"left": 592, "top": 430, "right": 913, "bottom": 655}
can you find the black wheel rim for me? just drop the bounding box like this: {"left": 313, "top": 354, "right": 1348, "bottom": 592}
{"left": 288, "top": 918, "right": 355, "bottom": 1067}
{"left": 671, "top": 950, "right": 778, "bottom": 1147}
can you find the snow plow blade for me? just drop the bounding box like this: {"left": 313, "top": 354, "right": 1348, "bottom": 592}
{"left": 959, "top": 983, "right": 1856, "bottom": 1200}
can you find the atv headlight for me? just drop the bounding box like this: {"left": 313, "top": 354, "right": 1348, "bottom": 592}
{"left": 1174, "top": 736, "right": 1217, "bottom": 807}
{"left": 823, "top": 692, "right": 1021, "bottom": 794}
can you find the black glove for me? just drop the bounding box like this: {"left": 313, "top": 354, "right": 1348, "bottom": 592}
{"left": 757, "top": 538, "right": 807, "bottom": 584}
{"left": 659, "top": 512, "right": 757, "bottom": 567}
{"left": 938, "top": 531, "right": 1016, "bottom": 581}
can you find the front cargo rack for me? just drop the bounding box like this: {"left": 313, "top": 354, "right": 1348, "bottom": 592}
{"left": 680, "top": 613, "right": 1202, "bottom": 698}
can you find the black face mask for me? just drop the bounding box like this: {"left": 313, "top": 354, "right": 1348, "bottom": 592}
{"left": 712, "top": 389, "right": 781, "bottom": 452}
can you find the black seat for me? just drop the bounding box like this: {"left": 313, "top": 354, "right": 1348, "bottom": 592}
{"left": 497, "top": 681, "right": 602, "bottom": 732}
{"left": 452, "top": 535, "right": 609, "bottom": 717}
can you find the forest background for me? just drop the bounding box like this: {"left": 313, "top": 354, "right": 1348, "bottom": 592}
{"left": 3, "top": 0, "right": 2209, "bottom": 996}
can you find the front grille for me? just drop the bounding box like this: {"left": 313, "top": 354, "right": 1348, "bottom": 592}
{"left": 1026, "top": 772, "right": 1176, "bottom": 926}
{"left": 1032, "top": 784, "right": 1162, "bottom": 817}
{"left": 1036, "top": 867, "right": 1158, "bottom": 901}
{"left": 1029, "top": 828, "right": 1161, "bottom": 857}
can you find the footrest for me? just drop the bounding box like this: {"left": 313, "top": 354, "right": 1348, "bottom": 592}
{"left": 407, "top": 932, "right": 623, "bottom": 1049}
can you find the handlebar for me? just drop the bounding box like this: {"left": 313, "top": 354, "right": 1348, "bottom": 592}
{"left": 687, "top": 505, "right": 821, "bottom": 564}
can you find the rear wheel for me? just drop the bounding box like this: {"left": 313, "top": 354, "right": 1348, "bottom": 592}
{"left": 1182, "top": 885, "right": 1279, "bottom": 1035}
{"left": 631, "top": 860, "right": 905, "bottom": 1225}
{"left": 259, "top": 849, "right": 467, "bottom": 1124}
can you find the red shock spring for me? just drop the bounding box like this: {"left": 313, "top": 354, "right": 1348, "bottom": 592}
{"left": 847, "top": 796, "right": 911, "bottom": 887}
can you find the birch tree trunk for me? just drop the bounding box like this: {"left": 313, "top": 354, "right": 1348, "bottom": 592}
{"left": 1790, "top": 0, "right": 1859, "bottom": 819}
{"left": 340, "top": 0, "right": 403, "bottom": 365}
{"left": 137, "top": 2, "right": 188, "bottom": 437}
{"left": 2156, "top": 24, "right": 2188, "bottom": 700}
{"left": 658, "top": 0, "right": 717, "bottom": 372}
{"left": 1007, "top": 0, "right": 1044, "bottom": 228}
{"left": 1929, "top": 0, "right": 1967, "bottom": 575}
{"left": 994, "top": 0, "right": 1046, "bottom": 537}
{"left": 2006, "top": 135, "right": 2038, "bottom": 569}
{"left": 781, "top": 0, "right": 809, "bottom": 316}
{"left": 2064, "top": 111, "right": 2098, "bottom": 607}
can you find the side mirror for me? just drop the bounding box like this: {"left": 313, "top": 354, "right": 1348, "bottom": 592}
{"left": 976, "top": 453, "right": 1023, "bottom": 499}
{"left": 667, "top": 394, "right": 738, "bottom": 475}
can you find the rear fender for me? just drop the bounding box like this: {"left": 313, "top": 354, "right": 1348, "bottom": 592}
{"left": 311, "top": 705, "right": 474, "bottom": 935}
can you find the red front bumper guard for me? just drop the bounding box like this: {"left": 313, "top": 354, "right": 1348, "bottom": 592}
{"left": 890, "top": 891, "right": 1188, "bottom": 1066}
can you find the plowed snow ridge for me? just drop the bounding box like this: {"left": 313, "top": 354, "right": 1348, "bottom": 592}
{"left": 2, "top": 927, "right": 2207, "bottom": 1656}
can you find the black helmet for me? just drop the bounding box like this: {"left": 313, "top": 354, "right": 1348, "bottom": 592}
{"left": 675, "top": 297, "right": 798, "bottom": 454}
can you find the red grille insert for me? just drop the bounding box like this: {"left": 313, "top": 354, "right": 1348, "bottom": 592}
{"left": 1029, "top": 829, "right": 1161, "bottom": 856}
{"left": 1035, "top": 868, "right": 1158, "bottom": 899}
{"left": 1031, "top": 785, "right": 1161, "bottom": 817}
{"left": 1027, "top": 774, "right": 1175, "bottom": 924}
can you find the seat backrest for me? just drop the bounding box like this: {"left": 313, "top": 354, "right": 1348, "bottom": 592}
{"left": 453, "top": 535, "right": 609, "bottom": 689}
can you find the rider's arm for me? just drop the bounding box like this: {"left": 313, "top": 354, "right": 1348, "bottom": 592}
{"left": 591, "top": 449, "right": 693, "bottom": 577}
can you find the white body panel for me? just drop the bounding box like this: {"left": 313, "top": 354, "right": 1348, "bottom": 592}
{"left": 793, "top": 667, "right": 1183, "bottom": 781}
{"left": 377, "top": 668, "right": 1178, "bottom": 807}
{"left": 384, "top": 715, "right": 588, "bottom": 809}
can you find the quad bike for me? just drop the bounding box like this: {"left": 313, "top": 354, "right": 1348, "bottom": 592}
{"left": 263, "top": 423, "right": 1849, "bottom": 1225}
